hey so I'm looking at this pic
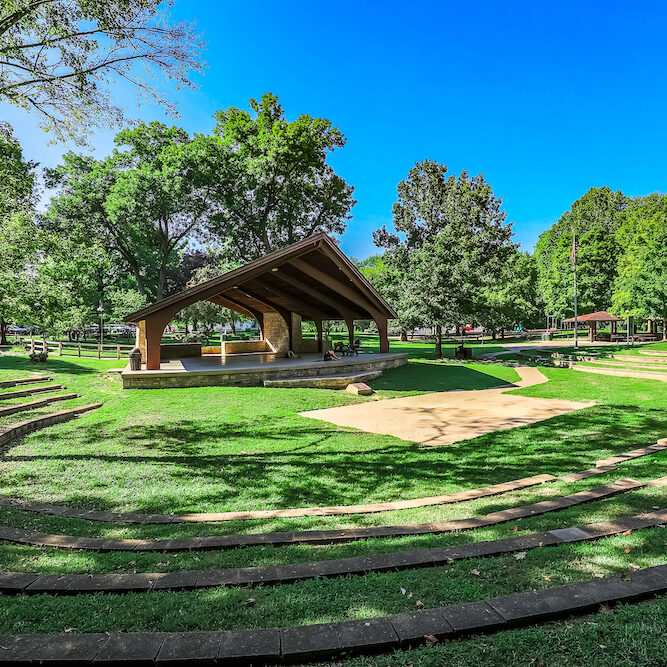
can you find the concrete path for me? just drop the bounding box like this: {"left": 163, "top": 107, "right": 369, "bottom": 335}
{"left": 300, "top": 366, "right": 593, "bottom": 447}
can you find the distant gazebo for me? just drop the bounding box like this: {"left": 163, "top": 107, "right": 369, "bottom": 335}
{"left": 563, "top": 311, "right": 622, "bottom": 342}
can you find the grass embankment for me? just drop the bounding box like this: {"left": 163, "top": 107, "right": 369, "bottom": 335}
{"left": 0, "top": 344, "right": 665, "bottom": 664}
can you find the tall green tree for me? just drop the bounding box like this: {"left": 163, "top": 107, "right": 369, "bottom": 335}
{"left": 0, "top": 123, "right": 37, "bottom": 344}
{"left": 46, "top": 122, "right": 216, "bottom": 301}
{"left": 205, "top": 93, "right": 356, "bottom": 263}
{"left": 535, "top": 187, "right": 628, "bottom": 317}
{"left": 0, "top": 0, "right": 204, "bottom": 143}
{"left": 374, "top": 160, "right": 516, "bottom": 358}
{"left": 613, "top": 193, "right": 667, "bottom": 335}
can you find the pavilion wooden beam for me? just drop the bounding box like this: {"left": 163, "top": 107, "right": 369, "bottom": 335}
{"left": 273, "top": 269, "right": 363, "bottom": 322}
{"left": 289, "top": 258, "right": 382, "bottom": 318}
{"left": 317, "top": 243, "right": 392, "bottom": 316}
{"left": 251, "top": 277, "right": 330, "bottom": 322}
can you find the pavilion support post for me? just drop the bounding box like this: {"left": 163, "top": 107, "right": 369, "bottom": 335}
{"left": 314, "top": 319, "right": 324, "bottom": 353}
{"left": 589, "top": 321, "right": 596, "bottom": 342}
{"left": 144, "top": 312, "right": 172, "bottom": 371}
{"left": 375, "top": 316, "right": 390, "bottom": 353}
{"left": 346, "top": 319, "right": 355, "bottom": 346}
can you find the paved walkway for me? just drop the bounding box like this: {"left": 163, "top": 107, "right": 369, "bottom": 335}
{"left": 300, "top": 367, "right": 593, "bottom": 446}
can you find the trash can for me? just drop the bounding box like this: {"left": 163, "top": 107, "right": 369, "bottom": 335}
{"left": 129, "top": 347, "right": 142, "bottom": 371}
{"left": 541, "top": 333, "right": 553, "bottom": 341}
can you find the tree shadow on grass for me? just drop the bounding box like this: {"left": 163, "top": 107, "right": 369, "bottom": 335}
{"left": 0, "top": 355, "right": 97, "bottom": 375}
{"left": 3, "top": 403, "right": 666, "bottom": 514}
{"left": 369, "top": 362, "right": 515, "bottom": 393}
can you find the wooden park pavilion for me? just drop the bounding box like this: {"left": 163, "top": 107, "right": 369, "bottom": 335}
{"left": 122, "top": 234, "right": 406, "bottom": 388}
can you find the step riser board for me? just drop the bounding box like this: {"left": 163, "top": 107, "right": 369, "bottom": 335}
{"left": 0, "top": 385, "right": 64, "bottom": 400}
{"left": 0, "top": 565, "right": 665, "bottom": 664}
{"left": 5, "top": 509, "right": 665, "bottom": 595}
{"left": 0, "top": 376, "right": 51, "bottom": 388}
{"left": 0, "top": 394, "right": 78, "bottom": 417}
{"left": 0, "top": 479, "right": 650, "bottom": 552}
{"left": 264, "top": 370, "right": 382, "bottom": 389}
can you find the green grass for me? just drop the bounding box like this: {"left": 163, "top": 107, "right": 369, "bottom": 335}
{"left": 0, "top": 342, "right": 666, "bottom": 662}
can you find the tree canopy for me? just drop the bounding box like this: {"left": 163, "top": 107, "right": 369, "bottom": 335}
{"left": 206, "top": 93, "right": 356, "bottom": 263}
{"left": 534, "top": 187, "right": 628, "bottom": 317}
{"left": 374, "top": 160, "right": 517, "bottom": 356}
{"left": 0, "top": 0, "right": 204, "bottom": 143}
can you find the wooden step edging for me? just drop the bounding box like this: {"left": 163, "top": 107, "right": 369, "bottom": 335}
{"left": 572, "top": 364, "right": 667, "bottom": 382}
{"left": 1, "top": 565, "right": 666, "bottom": 664}
{"left": 0, "top": 384, "right": 65, "bottom": 400}
{"left": 0, "top": 376, "right": 51, "bottom": 389}
{"left": 0, "top": 478, "right": 659, "bottom": 553}
{"left": 1, "top": 441, "right": 664, "bottom": 525}
{"left": 4, "top": 507, "right": 665, "bottom": 596}
{"left": 0, "top": 394, "right": 78, "bottom": 418}
{"left": 0, "top": 403, "right": 102, "bottom": 448}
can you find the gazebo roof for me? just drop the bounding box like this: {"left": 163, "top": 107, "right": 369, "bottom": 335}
{"left": 563, "top": 310, "right": 623, "bottom": 323}
{"left": 124, "top": 233, "right": 397, "bottom": 324}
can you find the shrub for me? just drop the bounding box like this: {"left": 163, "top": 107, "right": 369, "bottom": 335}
{"left": 29, "top": 351, "right": 48, "bottom": 363}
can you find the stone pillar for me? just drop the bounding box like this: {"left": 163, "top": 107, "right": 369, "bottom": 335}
{"left": 290, "top": 313, "right": 302, "bottom": 352}
{"left": 135, "top": 320, "right": 147, "bottom": 362}
{"left": 263, "top": 312, "right": 291, "bottom": 355}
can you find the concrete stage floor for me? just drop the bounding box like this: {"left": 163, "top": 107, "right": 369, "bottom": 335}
{"left": 300, "top": 366, "right": 594, "bottom": 447}
{"left": 121, "top": 352, "right": 409, "bottom": 388}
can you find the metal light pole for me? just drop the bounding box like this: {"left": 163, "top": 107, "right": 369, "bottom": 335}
{"left": 97, "top": 303, "right": 104, "bottom": 350}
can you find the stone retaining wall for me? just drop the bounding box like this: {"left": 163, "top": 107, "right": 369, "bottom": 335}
{"left": 122, "top": 354, "right": 408, "bottom": 389}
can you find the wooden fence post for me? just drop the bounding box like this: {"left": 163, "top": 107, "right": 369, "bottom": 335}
{"left": 98, "top": 344, "right": 101, "bottom": 359}
{"left": 78, "top": 344, "right": 81, "bottom": 357}
{"left": 30, "top": 339, "right": 35, "bottom": 354}
{"left": 116, "top": 345, "right": 121, "bottom": 359}
{"left": 58, "top": 342, "right": 63, "bottom": 356}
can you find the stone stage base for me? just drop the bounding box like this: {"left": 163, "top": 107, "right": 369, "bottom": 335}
{"left": 121, "top": 352, "right": 408, "bottom": 389}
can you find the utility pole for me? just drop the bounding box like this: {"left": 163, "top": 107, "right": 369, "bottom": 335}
{"left": 572, "top": 228, "right": 578, "bottom": 349}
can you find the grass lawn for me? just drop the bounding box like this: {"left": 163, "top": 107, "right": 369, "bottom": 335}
{"left": 0, "top": 341, "right": 665, "bottom": 665}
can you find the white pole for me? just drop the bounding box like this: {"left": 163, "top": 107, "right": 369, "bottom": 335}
{"left": 572, "top": 228, "right": 578, "bottom": 349}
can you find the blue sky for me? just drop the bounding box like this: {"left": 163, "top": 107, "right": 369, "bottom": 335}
{"left": 5, "top": 0, "right": 667, "bottom": 259}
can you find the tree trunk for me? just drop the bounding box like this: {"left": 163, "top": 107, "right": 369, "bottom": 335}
{"left": 434, "top": 325, "right": 442, "bottom": 359}
{"left": 0, "top": 317, "right": 7, "bottom": 346}
{"left": 500, "top": 328, "right": 505, "bottom": 339}
{"left": 491, "top": 328, "right": 497, "bottom": 340}
{"left": 231, "top": 320, "right": 236, "bottom": 335}
{"left": 400, "top": 329, "right": 408, "bottom": 342}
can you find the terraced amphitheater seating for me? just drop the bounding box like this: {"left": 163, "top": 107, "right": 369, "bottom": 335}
{"left": 0, "top": 403, "right": 102, "bottom": 448}
{"left": 1, "top": 440, "right": 663, "bottom": 524}
{"left": 3, "top": 508, "right": 665, "bottom": 595}
{"left": 0, "top": 478, "right": 661, "bottom": 552}
{"left": 0, "top": 565, "right": 665, "bottom": 664}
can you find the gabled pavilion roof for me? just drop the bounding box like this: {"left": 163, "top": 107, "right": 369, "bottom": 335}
{"left": 124, "top": 233, "right": 397, "bottom": 324}
{"left": 563, "top": 310, "right": 622, "bottom": 323}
